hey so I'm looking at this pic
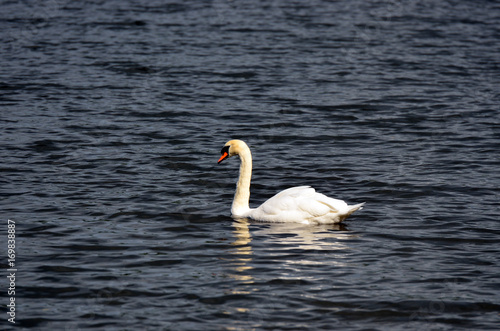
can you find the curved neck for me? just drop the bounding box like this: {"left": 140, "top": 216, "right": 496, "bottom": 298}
{"left": 231, "top": 148, "right": 252, "bottom": 217}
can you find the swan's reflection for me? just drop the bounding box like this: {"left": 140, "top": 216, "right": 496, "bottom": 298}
{"left": 225, "top": 219, "right": 359, "bottom": 320}
{"left": 227, "top": 219, "right": 357, "bottom": 286}
{"left": 229, "top": 219, "right": 254, "bottom": 284}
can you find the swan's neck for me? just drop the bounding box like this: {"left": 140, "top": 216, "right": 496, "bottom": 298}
{"left": 232, "top": 148, "right": 252, "bottom": 217}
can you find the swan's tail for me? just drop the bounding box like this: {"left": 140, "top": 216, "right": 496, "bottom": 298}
{"left": 345, "top": 202, "right": 365, "bottom": 217}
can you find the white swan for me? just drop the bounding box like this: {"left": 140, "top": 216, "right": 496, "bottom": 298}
{"left": 218, "top": 139, "right": 364, "bottom": 224}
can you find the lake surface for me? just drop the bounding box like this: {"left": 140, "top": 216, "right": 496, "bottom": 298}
{"left": 1, "top": 0, "right": 499, "bottom": 330}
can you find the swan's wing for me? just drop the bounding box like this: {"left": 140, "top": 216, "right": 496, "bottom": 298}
{"left": 254, "top": 186, "right": 349, "bottom": 222}
{"left": 258, "top": 186, "right": 314, "bottom": 214}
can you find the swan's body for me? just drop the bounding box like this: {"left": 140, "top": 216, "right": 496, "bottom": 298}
{"left": 218, "top": 140, "right": 364, "bottom": 224}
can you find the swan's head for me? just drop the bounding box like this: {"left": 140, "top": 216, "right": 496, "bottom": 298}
{"left": 218, "top": 139, "right": 249, "bottom": 164}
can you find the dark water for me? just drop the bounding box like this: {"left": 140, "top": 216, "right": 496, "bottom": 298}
{"left": 2, "top": 0, "right": 500, "bottom": 330}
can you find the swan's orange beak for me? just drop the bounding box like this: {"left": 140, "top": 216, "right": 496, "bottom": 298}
{"left": 218, "top": 152, "right": 229, "bottom": 164}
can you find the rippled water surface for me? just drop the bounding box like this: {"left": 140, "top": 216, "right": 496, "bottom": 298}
{"left": 2, "top": 0, "right": 500, "bottom": 330}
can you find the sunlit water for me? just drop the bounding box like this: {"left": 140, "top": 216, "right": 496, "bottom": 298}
{"left": 1, "top": 0, "right": 499, "bottom": 330}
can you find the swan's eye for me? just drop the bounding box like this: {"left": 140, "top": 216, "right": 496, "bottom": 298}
{"left": 221, "top": 145, "right": 230, "bottom": 155}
